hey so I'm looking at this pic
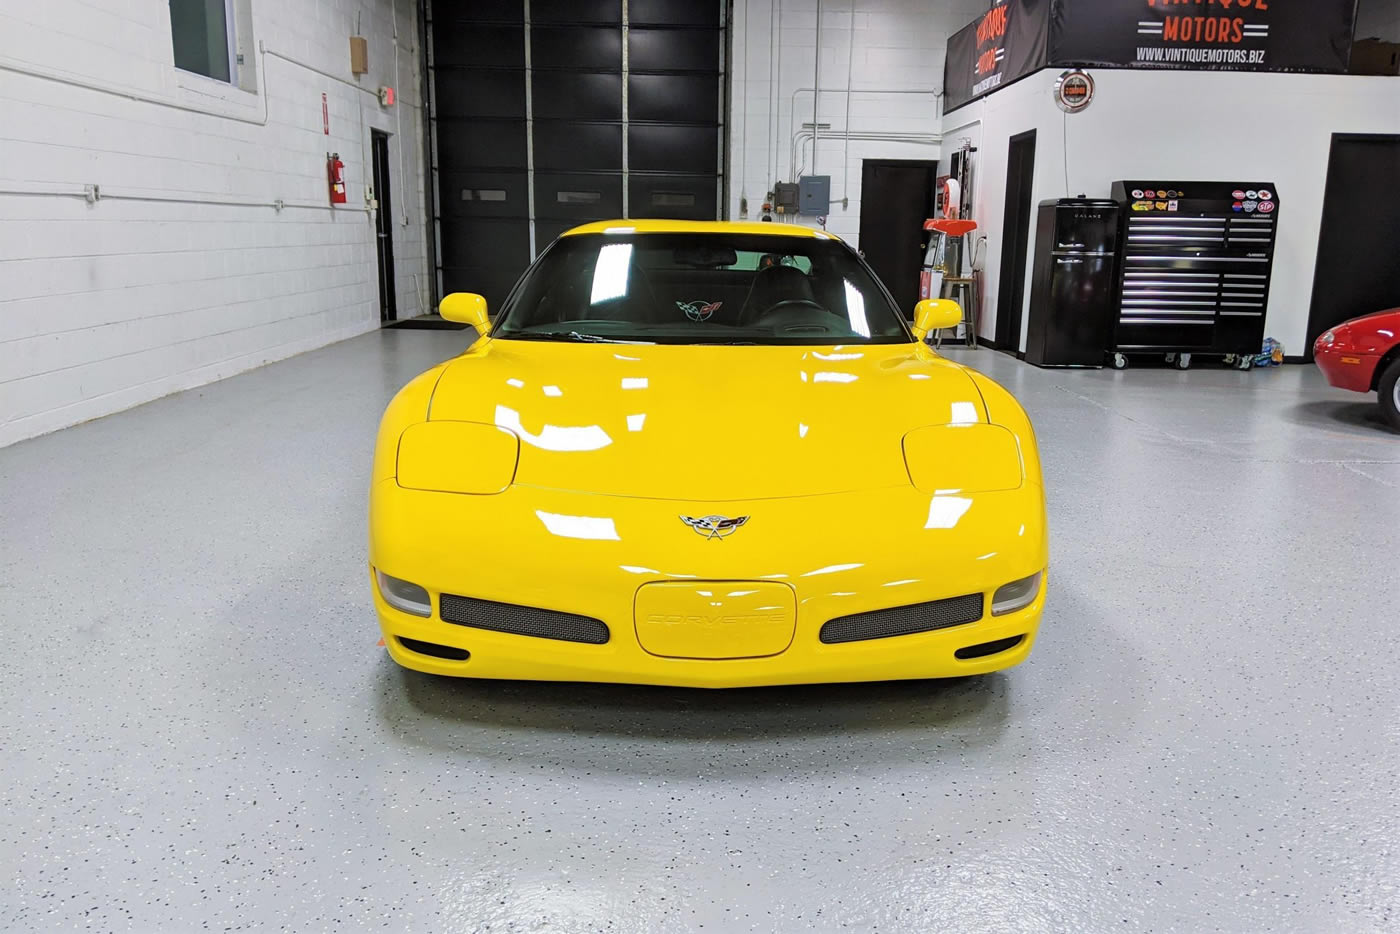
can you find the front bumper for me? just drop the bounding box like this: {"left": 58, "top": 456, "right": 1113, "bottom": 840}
{"left": 1314, "top": 348, "right": 1378, "bottom": 394}
{"left": 369, "top": 479, "right": 1048, "bottom": 688}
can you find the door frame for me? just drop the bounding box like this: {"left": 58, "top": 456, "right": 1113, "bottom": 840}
{"left": 1305, "top": 132, "right": 1400, "bottom": 360}
{"left": 995, "top": 129, "right": 1036, "bottom": 354}
{"left": 856, "top": 158, "right": 939, "bottom": 317}
{"left": 370, "top": 129, "right": 398, "bottom": 323}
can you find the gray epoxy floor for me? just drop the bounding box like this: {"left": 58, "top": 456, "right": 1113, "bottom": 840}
{"left": 3, "top": 332, "right": 1399, "bottom": 933}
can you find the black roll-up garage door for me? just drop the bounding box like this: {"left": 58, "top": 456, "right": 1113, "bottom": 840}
{"left": 427, "top": 0, "right": 727, "bottom": 307}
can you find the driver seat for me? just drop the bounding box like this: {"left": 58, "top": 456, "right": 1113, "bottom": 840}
{"left": 738, "top": 264, "right": 815, "bottom": 324}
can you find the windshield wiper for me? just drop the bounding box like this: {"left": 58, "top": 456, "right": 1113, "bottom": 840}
{"left": 504, "top": 330, "right": 639, "bottom": 344}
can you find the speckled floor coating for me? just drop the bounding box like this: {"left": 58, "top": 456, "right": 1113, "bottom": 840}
{"left": 2, "top": 332, "right": 1398, "bottom": 933}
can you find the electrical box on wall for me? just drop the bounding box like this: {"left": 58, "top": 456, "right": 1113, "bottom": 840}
{"left": 798, "top": 175, "right": 830, "bottom": 215}
{"left": 773, "top": 182, "right": 799, "bottom": 213}
{"left": 349, "top": 36, "right": 368, "bottom": 75}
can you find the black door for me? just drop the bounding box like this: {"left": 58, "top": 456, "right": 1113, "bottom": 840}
{"left": 995, "top": 130, "right": 1035, "bottom": 352}
{"left": 857, "top": 160, "right": 938, "bottom": 318}
{"left": 1306, "top": 134, "right": 1400, "bottom": 358}
{"left": 427, "top": 0, "right": 726, "bottom": 309}
{"left": 370, "top": 130, "right": 397, "bottom": 322}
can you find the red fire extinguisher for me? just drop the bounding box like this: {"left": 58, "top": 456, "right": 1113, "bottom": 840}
{"left": 327, "top": 152, "right": 346, "bottom": 205}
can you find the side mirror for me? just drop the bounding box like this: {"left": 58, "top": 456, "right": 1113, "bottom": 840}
{"left": 439, "top": 292, "right": 490, "bottom": 334}
{"left": 911, "top": 298, "right": 962, "bottom": 341}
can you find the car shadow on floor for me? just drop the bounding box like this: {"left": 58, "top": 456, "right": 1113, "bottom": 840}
{"left": 374, "top": 662, "right": 1015, "bottom": 776}
{"left": 1287, "top": 400, "right": 1399, "bottom": 437}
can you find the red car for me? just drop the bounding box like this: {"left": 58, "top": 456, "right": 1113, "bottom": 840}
{"left": 1314, "top": 308, "right": 1400, "bottom": 430}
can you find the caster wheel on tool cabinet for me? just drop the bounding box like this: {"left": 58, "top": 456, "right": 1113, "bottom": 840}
{"left": 1165, "top": 352, "right": 1177, "bottom": 364}
{"left": 1173, "top": 353, "right": 1192, "bottom": 371}
{"left": 1111, "top": 353, "right": 1128, "bottom": 370}
{"left": 1235, "top": 355, "right": 1254, "bottom": 371}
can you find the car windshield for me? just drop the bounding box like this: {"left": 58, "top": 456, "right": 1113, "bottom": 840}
{"left": 492, "top": 232, "right": 912, "bottom": 345}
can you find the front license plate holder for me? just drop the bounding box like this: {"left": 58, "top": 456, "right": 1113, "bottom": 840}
{"left": 634, "top": 581, "right": 796, "bottom": 659}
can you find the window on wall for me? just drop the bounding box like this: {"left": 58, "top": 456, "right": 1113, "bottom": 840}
{"left": 169, "top": 0, "right": 235, "bottom": 83}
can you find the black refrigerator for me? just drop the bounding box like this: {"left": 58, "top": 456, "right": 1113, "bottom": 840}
{"left": 1025, "top": 199, "right": 1121, "bottom": 367}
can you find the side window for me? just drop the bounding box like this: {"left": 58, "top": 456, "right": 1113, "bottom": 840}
{"left": 170, "top": 0, "right": 249, "bottom": 87}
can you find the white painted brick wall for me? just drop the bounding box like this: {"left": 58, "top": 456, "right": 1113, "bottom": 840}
{"left": 729, "top": 0, "right": 987, "bottom": 246}
{"left": 0, "top": 0, "right": 429, "bottom": 447}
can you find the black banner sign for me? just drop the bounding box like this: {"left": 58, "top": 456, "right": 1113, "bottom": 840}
{"left": 1049, "top": 0, "right": 1354, "bottom": 73}
{"left": 943, "top": 0, "right": 1049, "bottom": 113}
{"left": 944, "top": 0, "right": 1355, "bottom": 113}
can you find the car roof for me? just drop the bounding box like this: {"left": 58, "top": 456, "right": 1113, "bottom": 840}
{"left": 560, "top": 219, "right": 843, "bottom": 241}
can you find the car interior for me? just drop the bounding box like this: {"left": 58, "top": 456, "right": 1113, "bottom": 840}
{"left": 518, "top": 240, "right": 878, "bottom": 338}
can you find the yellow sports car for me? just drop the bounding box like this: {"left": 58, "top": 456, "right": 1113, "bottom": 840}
{"left": 370, "top": 220, "right": 1047, "bottom": 688}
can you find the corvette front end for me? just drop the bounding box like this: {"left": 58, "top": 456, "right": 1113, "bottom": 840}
{"left": 369, "top": 343, "right": 1047, "bottom": 687}
{"left": 369, "top": 221, "right": 1048, "bottom": 687}
{"left": 371, "top": 481, "right": 1046, "bottom": 687}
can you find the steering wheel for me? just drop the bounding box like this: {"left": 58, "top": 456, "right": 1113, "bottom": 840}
{"left": 743, "top": 298, "right": 829, "bottom": 327}
{"left": 748, "top": 301, "right": 851, "bottom": 335}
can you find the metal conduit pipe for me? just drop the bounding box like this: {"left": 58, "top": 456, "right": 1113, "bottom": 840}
{"left": 0, "top": 51, "right": 270, "bottom": 125}
{"left": 792, "top": 130, "right": 942, "bottom": 202}
{"left": 813, "top": 0, "right": 822, "bottom": 176}
{"left": 843, "top": 1, "right": 856, "bottom": 199}
{"left": 791, "top": 129, "right": 942, "bottom": 183}
{"left": 0, "top": 44, "right": 387, "bottom": 216}
{"left": 792, "top": 132, "right": 945, "bottom": 183}
{"left": 787, "top": 85, "right": 939, "bottom": 180}
{"left": 770, "top": 0, "right": 783, "bottom": 193}
{"left": 0, "top": 181, "right": 367, "bottom": 214}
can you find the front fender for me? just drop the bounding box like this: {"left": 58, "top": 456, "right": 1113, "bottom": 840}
{"left": 371, "top": 365, "right": 450, "bottom": 483}
{"left": 965, "top": 369, "right": 1044, "bottom": 486}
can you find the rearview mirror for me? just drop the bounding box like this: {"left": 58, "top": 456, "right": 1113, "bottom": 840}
{"left": 673, "top": 245, "right": 739, "bottom": 268}
{"left": 440, "top": 292, "right": 490, "bottom": 334}
{"left": 912, "top": 299, "right": 962, "bottom": 341}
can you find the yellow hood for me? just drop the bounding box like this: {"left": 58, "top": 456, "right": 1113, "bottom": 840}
{"left": 428, "top": 340, "right": 987, "bottom": 501}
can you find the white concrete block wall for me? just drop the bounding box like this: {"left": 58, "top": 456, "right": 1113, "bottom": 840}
{"left": 729, "top": 0, "right": 987, "bottom": 246}
{"left": 0, "top": 0, "right": 429, "bottom": 447}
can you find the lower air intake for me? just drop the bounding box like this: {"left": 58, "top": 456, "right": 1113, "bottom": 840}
{"left": 439, "top": 594, "right": 610, "bottom": 645}
{"left": 819, "top": 593, "right": 984, "bottom": 644}
{"left": 397, "top": 637, "right": 470, "bottom": 661}
{"left": 954, "top": 635, "right": 1024, "bottom": 660}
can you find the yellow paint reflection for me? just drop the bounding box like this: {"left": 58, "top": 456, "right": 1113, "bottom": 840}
{"left": 925, "top": 496, "right": 973, "bottom": 529}
{"left": 495, "top": 405, "right": 612, "bottom": 452}
{"left": 803, "top": 563, "right": 864, "bottom": 577}
{"left": 535, "top": 510, "right": 620, "bottom": 541}
{"left": 950, "top": 401, "right": 979, "bottom": 424}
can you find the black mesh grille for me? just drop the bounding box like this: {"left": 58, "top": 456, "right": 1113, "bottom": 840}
{"left": 439, "top": 594, "right": 610, "bottom": 645}
{"left": 819, "top": 593, "right": 985, "bottom": 644}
